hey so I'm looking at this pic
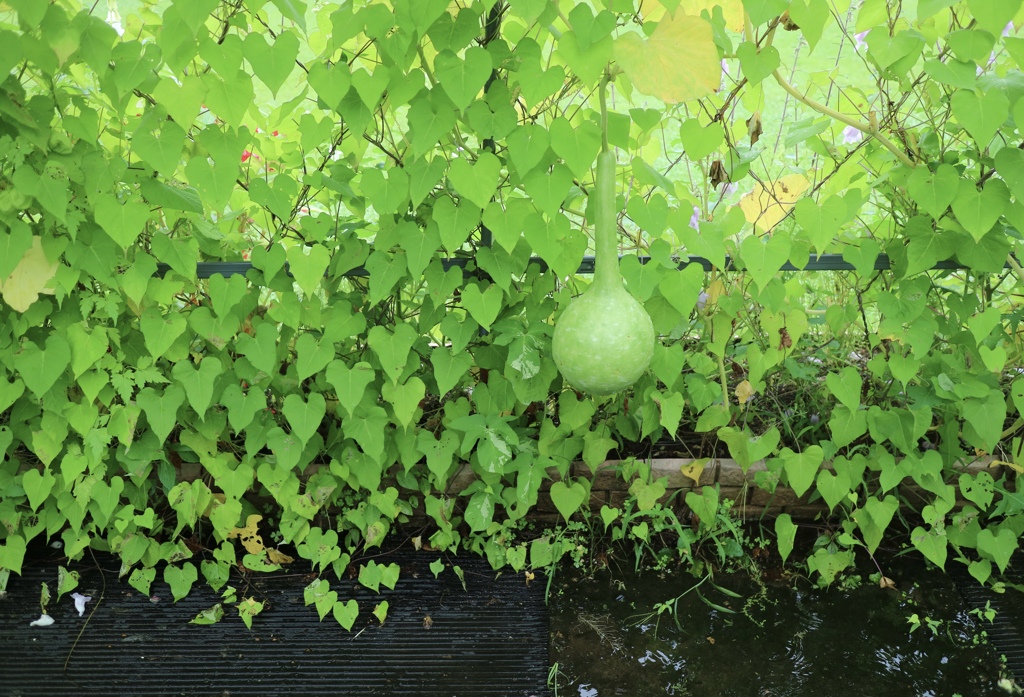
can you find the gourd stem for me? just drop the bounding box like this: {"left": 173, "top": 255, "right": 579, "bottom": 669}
{"left": 593, "top": 73, "right": 620, "bottom": 288}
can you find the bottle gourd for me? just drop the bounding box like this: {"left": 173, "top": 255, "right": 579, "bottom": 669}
{"left": 552, "top": 148, "right": 655, "bottom": 395}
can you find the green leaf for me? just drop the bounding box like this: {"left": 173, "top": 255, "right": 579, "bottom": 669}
{"left": 548, "top": 117, "right": 602, "bottom": 178}
{"left": 967, "top": 0, "right": 1021, "bottom": 36}
{"left": 742, "top": 0, "right": 788, "bottom": 25}
{"left": 951, "top": 88, "right": 1009, "bottom": 148}
{"left": 164, "top": 562, "right": 198, "bottom": 602}
{"left": 816, "top": 469, "right": 852, "bottom": 512}
{"left": 382, "top": 377, "right": 425, "bottom": 428}
{"left": 740, "top": 233, "right": 791, "bottom": 291}
{"left": 779, "top": 445, "right": 823, "bottom": 498}
{"left": 951, "top": 178, "right": 1008, "bottom": 242}
{"left": 133, "top": 120, "right": 186, "bottom": 175}
{"left": 367, "top": 324, "right": 418, "bottom": 384}
{"left": 506, "top": 124, "right": 550, "bottom": 177}
{"left": 94, "top": 196, "right": 151, "bottom": 249}
{"left": 994, "top": 146, "right": 1024, "bottom": 201}
{"left": 976, "top": 527, "right": 1017, "bottom": 573}
{"left": 286, "top": 244, "right": 331, "bottom": 296}
{"left": 333, "top": 599, "right": 358, "bottom": 630}
{"left": 202, "top": 70, "right": 254, "bottom": 130}
{"left": 788, "top": 0, "right": 830, "bottom": 51}
{"left": 460, "top": 282, "right": 503, "bottom": 330}
{"left": 236, "top": 322, "right": 279, "bottom": 375}
{"left": 657, "top": 263, "right": 703, "bottom": 317}
{"left": 22, "top": 467, "right": 55, "bottom": 511}
{"left": 137, "top": 385, "right": 186, "bottom": 445}
{"left": 283, "top": 392, "right": 326, "bottom": 446}
{"left": 242, "top": 31, "right": 299, "bottom": 97}
{"left": 678, "top": 118, "right": 724, "bottom": 161}
{"left": 774, "top": 513, "right": 796, "bottom": 564}
{"left": 417, "top": 429, "right": 460, "bottom": 484}
{"left": 736, "top": 41, "right": 781, "bottom": 85}
{"left": 549, "top": 479, "right": 589, "bottom": 522}
{"left": 13, "top": 335, "right": 70, "bottom": 398}
{"left": 326, "top": 360, "right": 376, "bottom": 416}
{"left": 362, "top": 166, "right": 410, "bottom": 215}
{"left": 434, "top": 47, "right": 492, "bottom": 111}
{"left": 220, "top": 384, "right": 265, "bottom": 433}
{"left": 306, "top": 61, "right": 351, "bottom": 110}
{"left": 295, "top": 333, "right": 334, "bottom": 381}
{"left": 407, "top": 95, "right": 457, "bottom": 157}
{"left": 794, "top": 194, "right": 847, "bottom": 253}
{"left": 343, "top": 406, "right": 389, "bottom": 463}
{"left": 522, "top": 164, "right": 574, "bottom": 217}
{"left": 447, "top": 152, "right": 501, "bottom": 210}
{"left": 825, "top": 367, "right": 861, "bottom": 411}
{"left": 271, "top": 0, "right": 307, "bottom": 31}
{"left": 172, "top": 357, "right": 223, "bottom": 416}
{"left": 717, "top": 426, "right": 780, "bottom": 471}
{"left": 430, "top": 348, "right": 473, "bottom": 396}
{"left": 685, "top": 485, "right": 720, "bottom": 523}
{"left": 141, "top": 308, "right": 188, "bottom": 359}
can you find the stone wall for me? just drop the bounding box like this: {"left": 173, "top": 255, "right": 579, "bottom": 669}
{"left": 445, "top": 457, "right": 999, "bottom": 523}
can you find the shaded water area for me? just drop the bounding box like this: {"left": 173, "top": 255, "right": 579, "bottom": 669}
{"left": 550, "top": 555, "right": 1021, "bottom": 697}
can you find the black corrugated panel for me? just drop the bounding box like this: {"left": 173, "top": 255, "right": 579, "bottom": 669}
{"left": 952, "top": 562, "right": 1024, "bottom": 684}
{"left": 0, "top": 550, "right": 549, "bottom": 697}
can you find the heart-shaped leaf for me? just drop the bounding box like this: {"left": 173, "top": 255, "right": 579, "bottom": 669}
{"left": 780, "top": 445, "right": 823, "bottom": 498}
{"left": 460, "top": 282, "right": 502, "bottom": 330}
{"left": 740, "top": 233, "right": 792, "bottom": 291}
{"left": 326, "top": 360, "right": 376, "bottom": 415}
{"left": 549, "top": 117, "right": 602, "bottom": 178}
{"left": 951, "top": 88, "right": 1009, "bottom": 148}
{"left": 549, "top": 479, "right": 589, "bottom": 522}
{"left": 816, "top": 469, "right": 852, "bottom": 512}
{"left": 825, "top": 367, "right": 862, "bottom": 411}
{"left": 282, "top": 392, "right": 326, "bottom": 446}
{"left": 242, "top": 30, "right": 298, "bottom": 96}
{"left": 952, "top": 178, "right": 1009, "bottom": 242}
{"left": 614, "top": 12, "right": 720, "bottom": 103}
{"left": 447, "top": 152, "right": 501, "bottom": 210}
{"left": 286, "top": 243, "right": 331, "bottom": 296}
{"left": 506, "top": 124, "right": 550, "bottom": 176}
{"left": 976, "top": 527, "right": 1017, "bottom": 573}
{"left": 94, "top": 196, "right": 151, "bottom": 249}
{"left": 434, "top": 46, "right": 492, "bottom": 111}
{"left": 13, "top": 335, "right": 70, "bottom": 398}
{"left": 911, "top": 526, "right": 948, "bottom": 569}
{"left": 141, "top": 308, "right": 188, "bottom": 359}
{"left": 333, "top": 598, "right": 359, "bottom": 630}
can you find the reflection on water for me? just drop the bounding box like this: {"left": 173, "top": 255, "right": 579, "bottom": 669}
{"left": 550, "top": 556, "right": 1012, "bottom": 697}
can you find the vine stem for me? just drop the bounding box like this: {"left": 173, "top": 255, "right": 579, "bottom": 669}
{"left": 770, "top": 69, "right": 916, "bottom": 168}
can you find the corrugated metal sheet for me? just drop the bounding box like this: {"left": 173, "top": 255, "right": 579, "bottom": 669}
{"left": 0, "top": 549, "right": 549, "bottom": 697}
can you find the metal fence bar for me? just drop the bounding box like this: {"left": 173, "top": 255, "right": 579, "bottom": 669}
{"left": 160, "top": 253, "right": 1000, "bottom": 280}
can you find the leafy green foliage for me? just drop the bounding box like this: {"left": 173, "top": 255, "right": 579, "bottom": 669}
{"left": 0, "top": 0, "right": 1022, "bottom": 625}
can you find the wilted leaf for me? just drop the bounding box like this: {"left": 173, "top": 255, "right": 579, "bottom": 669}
{"left": 739, "top": 174, "right": 809, "bottom": 232}
{"left": 267, "top": 548, "right": 294, "bottom": 564}
{"left": 735, "top": 379, "right": 755, "bottom": 405}
{"left": 0, "top": 237, "right": 58, "bottom": 312}
{"left": 680, "top": 457, "right": 710, "bottom": 485}
{"left": 614, "top": 12, "right": 721, "bottom": 103}
{"left": 227, "top": 514, "right": 265, "bottom": 554}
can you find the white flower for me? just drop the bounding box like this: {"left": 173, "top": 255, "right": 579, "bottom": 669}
{"left": 720, "top": 182, "right": 738, "bottom": 197}
{"left": 688, "top": 205, "right": 701, "bottom": 232}
{"left": 721, "top": 59, "right": 729, "bottom": 75}
{"left": 1004, "top": 21, "right": 1014, "bottom": 38}
{"left": 30, "top": 614, "right": 55, "bottom": 627}
{"left": 842, "top": 125, "right": 863, "bottom": 144}
{"left": 854, "top": 30, "right": 869, "bottom": 51}
{"left": 72, "top": 593, "right": 92, "bottom": 617}
{"left": 696, "top": 292, "right": 709, "bottom": 311}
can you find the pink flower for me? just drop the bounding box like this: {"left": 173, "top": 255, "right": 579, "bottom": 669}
{"left": 842, "top": 125, "right": 863, "bottom": 144}
{"left": 720, "top": 182, "right": 738, "bottom": 197}
{"left": 854, "top": 30, "right": 869, "bottom": 51}
{"left": 1004, "top": 21, "right": 1014, "bottom": 37}
{"left": 688, "top": 205, "right": 701, "bottom": 232}
{"left": 241, "top": 150, "right": 253, "bottom": 162}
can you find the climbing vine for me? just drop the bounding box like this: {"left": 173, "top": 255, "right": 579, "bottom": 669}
{"left": 0, "top": 0, "right": 1023, "bottom": 627}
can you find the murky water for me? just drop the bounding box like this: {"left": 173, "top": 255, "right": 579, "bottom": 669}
{"left": 550, "top": 556, "right": 1016, "bottom": 697}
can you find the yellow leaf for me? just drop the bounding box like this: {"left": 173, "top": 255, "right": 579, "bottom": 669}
{"left": 227, "top": 514, "right": 265, "bottom": 554}
{"left": 990, "top": 459, "right": 1024, "bottom": 473}
{"left": 739, "top": 174, "right": 810, "bottom": 233}
{"left": 680, "top": 457, "right": 710, "bottom": 485}
{"left": 735, "top": 379, "right": 755, "bottom": 406}
{"left": 614, "top": 13, "right": 721, "bottom": 104}
{"left": 0, "top": 237, "right": 58, "bottom": 313}
{"left": 642, "top": 0, "right": 745, "bottom": 31}
{"left": 267, "top": 548, "right": 294, "bottom": 564}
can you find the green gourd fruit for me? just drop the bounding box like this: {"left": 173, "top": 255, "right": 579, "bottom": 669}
{"left": 552, "top": 148, "right": 654, "bottom": 395}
